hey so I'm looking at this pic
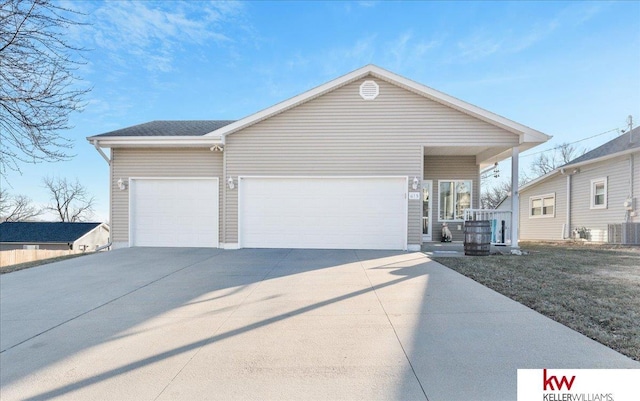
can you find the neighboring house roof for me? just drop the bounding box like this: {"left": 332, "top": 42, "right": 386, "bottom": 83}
{"left": 520, "top": 127, "right": 640, "bottom": 192}
{"left": 561, "top": 127, "right": 640, "bottom": 167}
{"left": 93, "top": 120, "right": 235, "bottom": 137}
{"left": 494, "top": 195, "right": 511, "bottom": 209}
{"left": 0, "top": 222, "right": 106, "bottom": 243}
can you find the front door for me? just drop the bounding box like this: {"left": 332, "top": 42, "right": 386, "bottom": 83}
{"left": 422, "top": 180, "right": 432, "bottom": 241}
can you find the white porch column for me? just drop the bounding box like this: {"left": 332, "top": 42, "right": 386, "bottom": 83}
{"left": 511, "top": 146, "right": 520, "bottom": 248}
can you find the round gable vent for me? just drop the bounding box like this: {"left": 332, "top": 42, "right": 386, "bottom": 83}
{"left": 359, "top": 80, "right": 379, "bottom": 100}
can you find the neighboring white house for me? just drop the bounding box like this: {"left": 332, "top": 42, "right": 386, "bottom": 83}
{"left": 0, "top": 222, "right": 110, "bottom": 251}
{"left": 518, "top": 127, "right": 640, "bottom": 243}
{"left": 87, "top": 65, "right": 550, "bottom": 250}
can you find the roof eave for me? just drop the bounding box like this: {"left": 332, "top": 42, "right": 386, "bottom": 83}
{"left": 519, "top": 170, "right": 562, "bottom": 192}
{"left": 561, "top": 147, "right": 639, "bottom": 169}
{"left": 87, "top": 135, "right": 223, "bottom": 148}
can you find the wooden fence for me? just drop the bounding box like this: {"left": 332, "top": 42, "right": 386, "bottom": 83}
{"left": 0, "top": 249, "right": 84, "bottom": 267}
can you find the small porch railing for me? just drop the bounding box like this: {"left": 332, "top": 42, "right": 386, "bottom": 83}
{"left": 463, "top": 209, "right": 512, "bottom": 245}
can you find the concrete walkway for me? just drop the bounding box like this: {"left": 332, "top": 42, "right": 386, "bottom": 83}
{"left": 1, "top": 248, "right": 637, "bottom": 400}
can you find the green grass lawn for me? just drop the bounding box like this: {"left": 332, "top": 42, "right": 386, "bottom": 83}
{"left": 433, "top": 242, "right": 640, "bottom": 361}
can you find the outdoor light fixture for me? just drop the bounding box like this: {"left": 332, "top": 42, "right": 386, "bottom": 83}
{"left": 227, "top": 177, "right": 235, "bottom": 190}
{"left": 412, "top": 176, "right": 419, "bottom": 190}
{"left": 493, "top": 162, "right": 500, "bottom": 178}
{"left": 117, "top": 178, "right": 127, "bottom": 191}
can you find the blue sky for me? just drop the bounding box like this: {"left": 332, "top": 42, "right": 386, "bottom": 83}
{"left": 3, "top": 0, "right": 640, "bottom": 222}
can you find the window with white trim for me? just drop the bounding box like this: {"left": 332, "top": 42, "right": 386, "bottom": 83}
{"left": 590, "top": 178, "right": 607, "bottom": 209}
{"left": 438, "top": 180, "right": 472, "bottom": 221}
{"left": 529, "top": 193, "right": 555, "bottom": 218}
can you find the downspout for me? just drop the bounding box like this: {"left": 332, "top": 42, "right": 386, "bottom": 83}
{"left": 628, "top": 153, "right": 634, "bottom": 222}
{"left": 91, "top": 140, "right": 111, "bottom": 165}
{"left": 95, "top": 242, "right": 112, "bottom": 252}
{"left": 220, "top": 134, "right": 227, "bottom": 249}
{"left": 90, "top": 139, "right": 113, "bottom": 248}
{"left": 563, "top": 169, "right": 571, "bottom": 239}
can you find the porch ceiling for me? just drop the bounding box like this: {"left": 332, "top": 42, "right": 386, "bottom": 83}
{"left": 424, "top": 145, "right": 508, "bottom": 168}
{"left": 424, "top": 142, "right": 540, "bottom": 168}
{"left": 423, "top": 146, "right": 490, "bottom": 156}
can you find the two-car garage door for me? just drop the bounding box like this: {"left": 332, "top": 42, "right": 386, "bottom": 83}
{"left": 239, "top": 177, "right": 407, "bottom": 250}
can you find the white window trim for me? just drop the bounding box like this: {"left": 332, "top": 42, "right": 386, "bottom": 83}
{"left": 438, "top": 179, "right": 473, "bottom": 222}
{"left": 590, "top": 177, "right": 607, "bottom": 209}
{"left": 529, "top": 193, "right": 555, "bottom": 219}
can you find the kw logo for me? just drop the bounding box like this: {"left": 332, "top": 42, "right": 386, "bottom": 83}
{"left": 543, "top": 369, "right": 576, "bottom": 391}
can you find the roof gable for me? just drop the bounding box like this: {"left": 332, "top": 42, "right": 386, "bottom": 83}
{"left": 210, "top": 64, "right": 550, "bottom": 144}
{"left": 0, "top": 222, "right": 104, "bottom": 243}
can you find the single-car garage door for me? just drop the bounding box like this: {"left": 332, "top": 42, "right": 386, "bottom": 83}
{"left": 130, "top": 178, "right": 219, "bottom": 247}
{"left": 239, "top": 177, "right": 407, "bottom": 250}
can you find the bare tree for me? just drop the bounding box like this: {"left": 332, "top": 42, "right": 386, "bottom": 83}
{"left": 0, "top": 188, "right": 41, "bottom": 221}
{"left": 0, "top": 0, "right": 89, "bottom": 178}
{"left": 528, "top": 143, "right": 585, "bottom": 179}
{"left": 480, "top": 180, "right": 512, "bottom": 209}
{"left": 42, "top": 176, "right": 94, "bottom": 222}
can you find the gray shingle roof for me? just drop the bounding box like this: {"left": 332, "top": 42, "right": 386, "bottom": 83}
{"left": 562, "top": 126, "right": 640, "bottom": 167}
{"left": 0, "top": 222, "right": 103, "bottom": 243}
{"left": 93, "top": 120, "right": 235, "bottom": 137}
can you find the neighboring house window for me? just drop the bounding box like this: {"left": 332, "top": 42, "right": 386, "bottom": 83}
{"left": 439, "top": 180, "right": 472, "bottom": 221}
{"left": 529, "top": 193, "right": 555, "bottom": 218}
{"left": 23, "top": 244, "right": 39, "bottom": 250}
{"left": 590, "top": 178, "right": 607, "bottom": 209}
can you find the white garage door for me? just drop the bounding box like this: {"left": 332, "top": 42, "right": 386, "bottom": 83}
{"left": 239, "top": 177, "right": 407, "bottom": 250}
{"left": 130, "top": 178, "right": 219, "bottom": 247}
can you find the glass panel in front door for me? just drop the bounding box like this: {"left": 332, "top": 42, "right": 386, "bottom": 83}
{"left": 422, "top": 180, "right": 432, "bottom": 239}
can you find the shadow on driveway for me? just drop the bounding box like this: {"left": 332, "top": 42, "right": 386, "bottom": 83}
{"left": 1, "top": 248, "right": 637, "bottom": 400}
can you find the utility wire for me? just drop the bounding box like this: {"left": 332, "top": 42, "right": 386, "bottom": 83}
{"left": 520, "top": 128, "right": 620, "bottom": 159}
{"left": 480, "top": 126, "right": 622, "bottom": 180}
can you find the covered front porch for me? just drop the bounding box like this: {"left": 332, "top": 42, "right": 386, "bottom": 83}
{"left": 420, "top": 144, "right": 522, "bottom": 247}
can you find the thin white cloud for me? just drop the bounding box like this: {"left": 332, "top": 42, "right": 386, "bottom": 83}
{"left": 384, "top": 32, "right": 441, "bottom": 70}
{"left": 89, "top": 1, "right": 245, "bottom": 73}
{"left": 510, "top": 20, "right": 559, "bottom": 53}
{"left": 563, "top": 2, "right": 607, "bottom": 26}
{"left": 321, "top": 35, "right": 378, "bottom": 75}
{"left": 455, "top": 28, "right": 504, "bottom": 62}
{"left": 453, "top": 2, "right": 607, "bottom": 62}
{"left": 357, "top": 1, "right": 378, "bottom": 7}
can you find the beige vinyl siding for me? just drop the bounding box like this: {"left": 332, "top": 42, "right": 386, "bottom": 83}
{"left": 519, "top": 176, "right": 567, "bottom": 240}
{"left": 424, "top": 156, "right": 480, "bottom": 241}
{"left": 111, "top": 148, "right": 223, "bottom": 244}
{"left": 570, "top": 155, "right": 634, "bottom": 241}
{"left": 224, "top": 77, "right": 516, "bottom": 246}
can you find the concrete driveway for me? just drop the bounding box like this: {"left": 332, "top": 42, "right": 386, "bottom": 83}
{"left": 1, "top": 248, "right": 637, "bottom": 400}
